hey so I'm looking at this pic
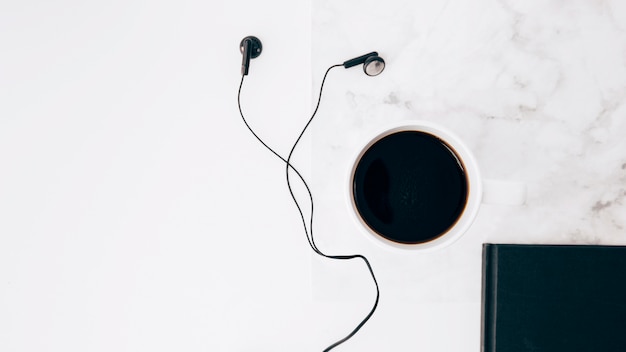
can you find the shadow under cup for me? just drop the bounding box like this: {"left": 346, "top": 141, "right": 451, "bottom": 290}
{"left": 351, "top": 130, "right": 469, "bottom": 245}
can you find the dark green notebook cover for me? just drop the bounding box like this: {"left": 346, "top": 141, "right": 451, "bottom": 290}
{"left": 481, "top": 244, "right": 626, "bottom": 352}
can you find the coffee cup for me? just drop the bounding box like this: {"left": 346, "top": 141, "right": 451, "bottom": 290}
{"left": 348, "top": 120, "right": 525, "bottom": 252}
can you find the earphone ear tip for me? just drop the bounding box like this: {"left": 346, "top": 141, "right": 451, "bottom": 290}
{"left": 239, "top": 36, "right": 262, "bottom": 58}
{"left": 363, "top": 56, "right": 385, "bottom": 76}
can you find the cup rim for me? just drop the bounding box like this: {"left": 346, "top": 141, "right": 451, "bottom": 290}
{"left": 347, "top": 120, "right": 483, "bottom": 252}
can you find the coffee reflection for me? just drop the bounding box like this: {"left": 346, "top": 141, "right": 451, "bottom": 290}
{"left": 352, "top": 131, "right": 468, "bottom": 244}
{"left": 363, "top": 159, "right": 392, "bottom": 224}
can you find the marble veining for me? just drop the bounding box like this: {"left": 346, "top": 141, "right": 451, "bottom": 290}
{"left": 308, "top": 0, "right": 626, "bottom": 350}
{"left": 312, "top": 0, "right": 626, "bottom": 242}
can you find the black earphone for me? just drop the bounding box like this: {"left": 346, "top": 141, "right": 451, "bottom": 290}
{"left": 237, "top": 36, "right": 383, "bottom": 351}
{"left": 240, "top": 35, "right": 385, "bottom": 77}
{"left": 342, "top": 51, "right": 386, "bottom": 76}
{"left": 239, "top": 36, "right": 263, "bottom": 76}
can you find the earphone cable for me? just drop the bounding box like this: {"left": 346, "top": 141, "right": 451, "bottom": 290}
{"left": 238, "top": 65, "right": 380, "bottom": 352}
{"left": 237, "top": 77, "right": 318, "bottom": 251}
{"left": 284, "top": 65, "right": 343, "bottom": 254}
{"left": 284, "top": 64, "right": 379, "bottom": 352}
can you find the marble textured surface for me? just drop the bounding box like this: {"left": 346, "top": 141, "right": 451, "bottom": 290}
{"left": 307, "top": 0, "right": 626, "bottom": 350}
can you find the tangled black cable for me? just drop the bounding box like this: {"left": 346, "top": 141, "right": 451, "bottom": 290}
{"left": 237, "top": 64, "right": 380, "bottom": 351}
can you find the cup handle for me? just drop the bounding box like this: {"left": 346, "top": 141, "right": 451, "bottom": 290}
{"left": 482, "top": 179, "right": 527, "bottom": 206}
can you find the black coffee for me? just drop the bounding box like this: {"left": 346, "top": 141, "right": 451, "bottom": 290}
{"left": 352, "top": 130, "right": 468, "bottom": 244}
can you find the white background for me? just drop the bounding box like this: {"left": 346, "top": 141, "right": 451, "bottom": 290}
{"left": 1, "top": 1, "right": 317, "bottom": 351}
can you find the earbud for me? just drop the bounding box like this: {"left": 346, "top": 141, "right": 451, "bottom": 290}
{"left": 342, "top": 52, "right": 385, "bottom": 76}
{"left": 240, "top": 36, "right": 262, "bottom": 76}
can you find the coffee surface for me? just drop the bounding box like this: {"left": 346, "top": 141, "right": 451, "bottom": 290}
{"left": 352, "top": 131, "right": 468, "bottom": 244}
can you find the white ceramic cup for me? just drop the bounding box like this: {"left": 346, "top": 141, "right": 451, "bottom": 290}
{"left": 347, "top": 120, "right": 525, "bottom": 252}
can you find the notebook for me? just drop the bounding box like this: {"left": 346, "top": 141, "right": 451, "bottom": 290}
{"left": 481, "top": 244, "right": 626, "bottom": 352}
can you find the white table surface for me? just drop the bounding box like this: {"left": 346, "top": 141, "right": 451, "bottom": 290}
{"left": 1, "top": 1, "right": 625, "bottom": 351}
